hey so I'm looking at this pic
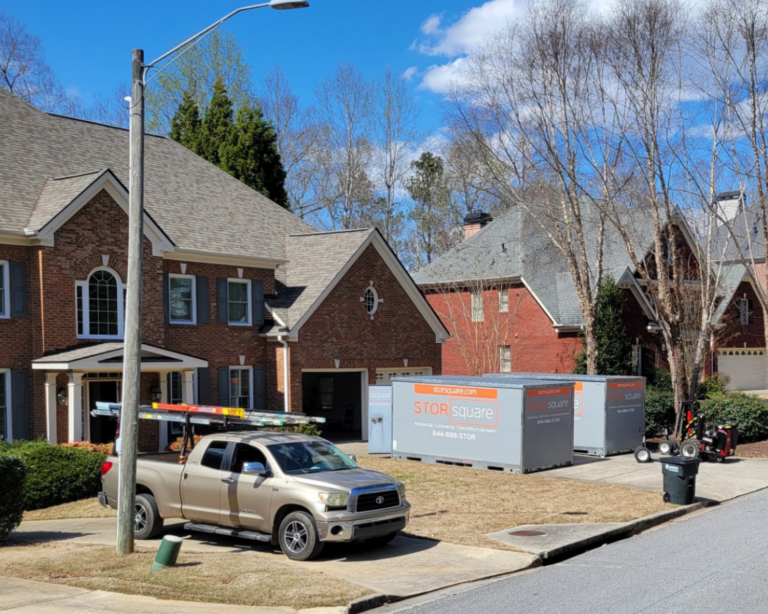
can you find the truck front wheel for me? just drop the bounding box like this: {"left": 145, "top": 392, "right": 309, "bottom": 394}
{"left": 278, "top": 511, "right": 324, "bottom": 561}
{"left": 134, "top": 493, "right": 164, "bottom": 540}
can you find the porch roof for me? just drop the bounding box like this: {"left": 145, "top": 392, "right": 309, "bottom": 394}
{"left": 31, "top": 343, "right": 208, "bottom": 372}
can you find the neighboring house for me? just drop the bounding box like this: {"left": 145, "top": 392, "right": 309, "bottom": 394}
{"left": 0, "top": 89, "right": 448, "bottom": 448}
{"left": 414, "top": 199, "right": 762, "bottom": 389}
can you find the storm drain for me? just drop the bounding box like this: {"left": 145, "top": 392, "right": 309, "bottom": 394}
{"left": 508, "top": 530, "right": 546, "bottom": 537}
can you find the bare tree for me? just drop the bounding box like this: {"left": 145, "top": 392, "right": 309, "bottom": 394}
{"left": 312, "top": 63, "right": 375, "bottom": 230}
{"left": 0, "top": 12, "right": 73, "bottom": 113}
{"left": 450, "top": 0, "right": 608, "bottom": 374}
{"left": 260, "top": 66, "right": 319, "bottom": 215}
{"left": 373, "top": 68, "right": 419, "bottom": 244}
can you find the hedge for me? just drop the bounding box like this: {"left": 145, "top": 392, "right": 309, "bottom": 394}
{"left": 0, "top": 455, "right": 26, "bottom": 540}
{"left": 0, "top": 441, "right": 107, "bottom": 511}
{"left": 700, "top": 393, "right": 768, "bottom": 443}
{"left": 645, "top": 387, "right": 676, "bottom": 438}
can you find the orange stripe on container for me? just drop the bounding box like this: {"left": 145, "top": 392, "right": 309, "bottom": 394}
{"left": 609, "top": 382, "right": 644, "bottom": 389}
{"left": 526, "top": 387, "right": 571, "bottom": 397}
{"left": 413, "top": 384, "right": 498, "bottom": 399}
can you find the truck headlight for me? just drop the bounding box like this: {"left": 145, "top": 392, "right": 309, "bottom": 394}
{"left": 318, "top": 492, "right": 349, "bottom": 508}
{"left": 396, "top": 481, "right": 406, "bottom": 501}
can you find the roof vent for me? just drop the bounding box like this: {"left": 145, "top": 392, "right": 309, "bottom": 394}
{"left": 463, "top": 211, "right": 493, "bottom": 240}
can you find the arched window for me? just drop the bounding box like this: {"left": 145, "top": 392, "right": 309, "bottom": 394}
{"left": 76, "top": 268, "right": 124, "bottom": 339}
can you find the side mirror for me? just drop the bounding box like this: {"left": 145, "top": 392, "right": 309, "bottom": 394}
{"left": 348, "top": 454, "right": 358, "bottom": 463}
{"left": 242, "top": 461, "right": 269, "bottom": 477}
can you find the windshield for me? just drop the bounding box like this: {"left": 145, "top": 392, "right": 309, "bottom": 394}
{"left": 268, "top": 440, "right": 358, "bottom": 475}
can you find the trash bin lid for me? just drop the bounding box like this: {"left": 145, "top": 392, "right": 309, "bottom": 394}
{"left": 659, "top": 456, "right": 700, "bottom": 466}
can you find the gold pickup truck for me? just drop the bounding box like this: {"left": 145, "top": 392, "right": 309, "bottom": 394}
{"left": 100, "top": 432, "right": 409, "bottom": 560}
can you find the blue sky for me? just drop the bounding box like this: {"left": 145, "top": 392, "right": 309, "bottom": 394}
{"left": 1, "top": 0, "right": 539, "bottom": 138}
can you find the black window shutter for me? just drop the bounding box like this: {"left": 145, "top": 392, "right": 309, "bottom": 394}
{"left": 10, "top": 261, "right": 27, "bottom": 317}
{"left": 254, "top": 367, "right": 266, "bottom": 410}
{"left": 162, "top": 272, "right": 170, "bottom": 323}
{"left": 11, "top": 369, "right": 29, "bottom": 441}
{"left": 196, "top": 276, "right": 209, "bottom": 324}
{"left": 197, "top": 368, "right": 212, "bottom": 405}
{"left": 218, "top": 367, "right": 230, "bottom": 406}
{"left": 252, "top": 280, "right": 264, "bottom": 326}
{"left": 217, "top": 278, "right": 228, "bottom": 324}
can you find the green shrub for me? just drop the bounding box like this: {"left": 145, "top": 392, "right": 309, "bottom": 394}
{"left": 645, "top": 387, "right": 676, "bottom": 437}
{"left": 700, "top": 393, "right": 768, "bottom": 442}
{"left": 265, "top": 423, "right": 323, "bottom": 438}
{"left": 697, "top": 374, "right": 731, "bottom": 400}
{"left": 0, "top": 441, "right": 106, "bottom": 511}
{"left": 0, "top": 455, "right": 26, "bottom": 540}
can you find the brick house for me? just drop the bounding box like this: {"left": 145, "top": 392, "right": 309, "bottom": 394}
{"left": 413, "top": 200, "right": 761, "bottom": 388}
{"left": 0, "top": 89, "right": 448, "bottom": 448}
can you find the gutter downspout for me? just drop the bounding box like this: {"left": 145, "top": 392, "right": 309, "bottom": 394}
{"left": 278, "top": 335, "right": 290, "bottom": 413}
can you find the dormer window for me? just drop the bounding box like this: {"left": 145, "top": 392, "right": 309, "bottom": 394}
{"left": 76, "top": 268, "right": 124, "bottom": 339}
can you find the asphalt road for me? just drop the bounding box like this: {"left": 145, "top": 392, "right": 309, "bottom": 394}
{"left": 377, "top": 487, "right": 768, "bottom": 614}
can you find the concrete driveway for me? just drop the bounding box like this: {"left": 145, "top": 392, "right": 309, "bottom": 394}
{"left": 9, "top": 518, "right": 537, "bottom": 600}
{"left": 546, "top": 452, "right": 768, "bottom": 502}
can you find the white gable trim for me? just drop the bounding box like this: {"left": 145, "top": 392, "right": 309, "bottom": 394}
{"left": 32, "top": 343, "right": 208, "bottom": 372}
{"left": 26, "top": 170, "right": 174, "bottom": 256}
{"left": 617, "top": 267, "right": 658, "bottom": 320}
{"left": 285, "top": 230, "right": 450, "bottom": 343}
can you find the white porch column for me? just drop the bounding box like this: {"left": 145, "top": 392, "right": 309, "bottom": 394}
{"left": 67, "top": 372, "right": 83, "bottom": 442}
{"left": 182, "top": 371, "right": 194, "bottom": 404}
{"left": 158, "top": 371, "right": 169, "bottom": 451}
{"left": 45, "top": 373, "right": 58, "bottom": 445}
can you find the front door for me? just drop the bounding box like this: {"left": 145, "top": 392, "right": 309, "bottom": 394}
{"left": 219, "top": 442, "right": 275, "bottom": 532}
{"left": 88, "top": 380, "right": 120, "bottom": 444}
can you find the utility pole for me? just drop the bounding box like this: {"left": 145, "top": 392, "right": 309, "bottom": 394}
{"left": 117, "top": 48, "right": 145, "bottom": 556}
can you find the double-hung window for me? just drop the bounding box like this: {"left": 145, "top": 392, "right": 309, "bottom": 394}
{"left": 498, "top": 288, "right": 509, "bottom": 313}
{"left": 228, "top": 280, "right": 251, "bottom": 325}
{"left": 499, "top": 345, "right": 512, "bottom": 373}
{"left": 229, "top": 367, "right": 252, "bottom": 409}
{"left": 0, "top": 261, "right": 8, "bottom": 318}
{"left": 169, "top": 274, "right": 196, "bottom": 324}
{"left": 0, "top": 370, "right": 8, "bottom": 441}
{"left": 739, "top": 298, "right": 753, "bottom": 325}
{"left": 471, "top": 290, "right": 484, "bottom": 322}
{"left": 76, "top": 268, "right": 124, "bottom": 339}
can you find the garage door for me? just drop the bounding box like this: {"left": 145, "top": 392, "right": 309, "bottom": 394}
{"left": 375, "top": 368, "right": 432, "bottom": 386}
{"left": 718, "top": 350, "right": 767, "bottom": 391}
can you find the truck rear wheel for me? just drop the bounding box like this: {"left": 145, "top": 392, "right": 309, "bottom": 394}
{"left": 134, "top": 493, "right": 164, "bottom": 540}
{"left": 278, "top": 511, "right": 324, "bottom": 561}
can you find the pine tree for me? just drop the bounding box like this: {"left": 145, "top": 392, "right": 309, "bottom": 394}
{"left": 198, "top": 78, "right": 234, "bottom": 167}
{"left": 574, "top": 277, "right": 634, "bottom": 375}
{"left": 168, "top": 91, "right": 202, "bottom": 154}
{"left": 221, "top": 104, "right": 289, "bottom": 208}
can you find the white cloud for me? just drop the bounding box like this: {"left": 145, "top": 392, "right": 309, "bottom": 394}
{"left": 421, "top": 14, "right": 443, "bottom": 36}
{"left": 419, "top": 58, "right": 471, "bottom": 95}
{"left": 418, "top": 0, "right": 518, "bottom": 58}
{"left": 401, "top": 66, "right": 419, "bottom": 82}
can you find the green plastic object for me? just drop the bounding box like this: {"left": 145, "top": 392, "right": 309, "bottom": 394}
{"left": 152, "top": 535, "right": 183, "bottom": 571}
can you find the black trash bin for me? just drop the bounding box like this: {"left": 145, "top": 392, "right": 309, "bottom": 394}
{"left": 660, "top": 456, "right": 700, "bottom": 504}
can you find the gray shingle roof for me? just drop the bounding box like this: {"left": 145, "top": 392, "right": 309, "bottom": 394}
{"left": 32, "top": 343, "right": 126, "bottom": 363}
{"left": 413, "top": 203, "right": 661, "bottom": 327}
{"left": 0, "top": 88, "right": 315, "bottom": 260}
{"left": 269, "top": 228, "right": 375, "bottom": 329}
{"left": 25, "top": 170, "right": 108, "bottom": 232}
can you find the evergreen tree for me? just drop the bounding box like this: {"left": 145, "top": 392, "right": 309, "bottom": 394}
{"left": 198, "top": 78, "right": 234, "bottom": 166}
{"left": 574, "top": 277, "right": 634, "bottom": 375}
{"left": 168, "top": 91, "right": 202, "bottom": 154}
{"left": 221, "top": 104, "right": 289, "bottom": 208}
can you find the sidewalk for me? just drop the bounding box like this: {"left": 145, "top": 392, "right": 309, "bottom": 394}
{"left": 8, "top": 518, "right": 538, "bottom": 600}
{"left": 0, "top": 576, "right": 343, "bottom": 614}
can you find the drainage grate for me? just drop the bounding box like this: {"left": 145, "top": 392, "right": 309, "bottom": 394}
{"left": 509, "top": 530, "right": 546, "bottom": 537}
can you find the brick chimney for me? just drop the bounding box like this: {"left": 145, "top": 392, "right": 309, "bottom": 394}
{"left": 463, "top": 211, "right": 493, "bottom": 240}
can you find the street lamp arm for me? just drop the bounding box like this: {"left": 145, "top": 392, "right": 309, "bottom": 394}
{"left": 145, "top": 2, "right": 272, "bottom": 71}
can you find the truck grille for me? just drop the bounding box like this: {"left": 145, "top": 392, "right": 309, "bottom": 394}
{"left": 356, "top": 489, "right": 400, "bottom": 512}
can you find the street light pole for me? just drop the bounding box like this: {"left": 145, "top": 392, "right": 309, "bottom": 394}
{"left": 116, "top": 0, "right": 309, "bottom": 556}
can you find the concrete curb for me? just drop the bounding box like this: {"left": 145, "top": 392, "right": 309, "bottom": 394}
{"left": 537, "top": 501, "right": 706, "bottom": 561}
{"left": 347, "top": 593, "right": 392, "bottom": 614}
